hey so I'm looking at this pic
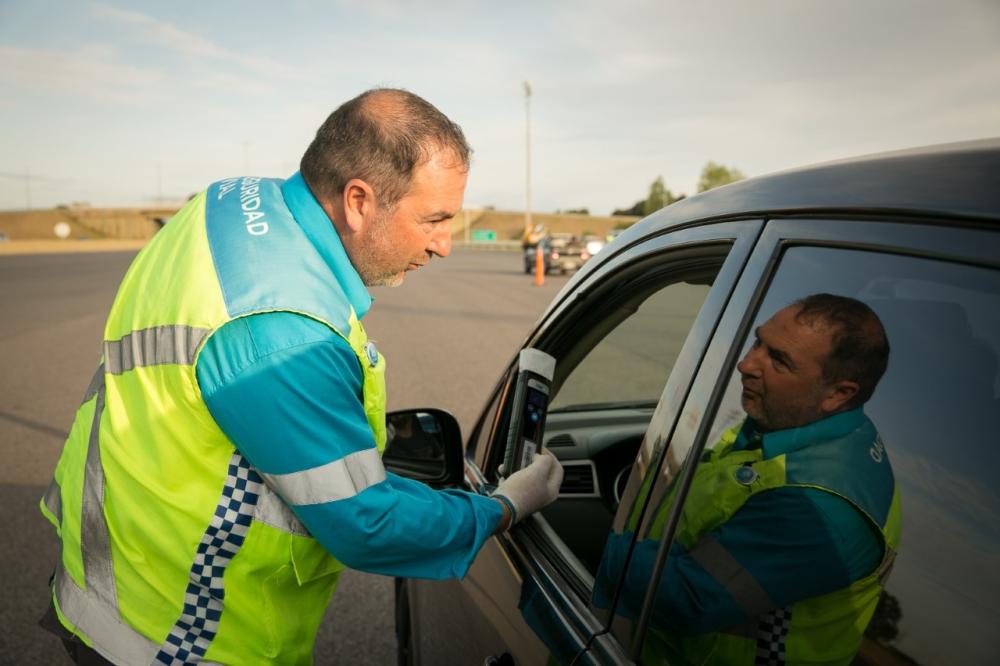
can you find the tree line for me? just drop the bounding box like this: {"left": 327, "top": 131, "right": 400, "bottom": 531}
{"left": 612, "top": 161, "right": 746, "bottom": 217}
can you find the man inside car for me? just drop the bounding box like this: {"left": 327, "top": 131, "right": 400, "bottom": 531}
{"left": 595, "top": 293, "right": 900, "bottom": 665}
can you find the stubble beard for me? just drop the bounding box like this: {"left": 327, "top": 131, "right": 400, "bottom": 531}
{"left": 740, "top": 393, "right": 769, "bottom": 430}
{"left": 356, "top": 210, "right": 406, "bottom": 288}
{"left": 742, "top": 390, "right": 825, "bottom": 433}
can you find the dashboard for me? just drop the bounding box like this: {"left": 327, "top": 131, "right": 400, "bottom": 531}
{"left": 538, "top": 406, "right": 653, "bottom": 573}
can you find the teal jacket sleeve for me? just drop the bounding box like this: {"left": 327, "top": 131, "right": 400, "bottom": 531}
{"left": 196, "top": 311, "right": 502, "bottom": 579}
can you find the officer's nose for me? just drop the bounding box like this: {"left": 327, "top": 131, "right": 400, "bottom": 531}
{"left": 429, "top": 222, "right": 452, "bottom": 258}
{"left": 736, "top": 345, "right": 760, "bottom": 377}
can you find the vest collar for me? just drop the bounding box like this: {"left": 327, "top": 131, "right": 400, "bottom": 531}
{"left": 280, "top": 172, "right": 373, "bottom": 319}
{"left": 737, "top": 407, "right": 867, "bottom": 458}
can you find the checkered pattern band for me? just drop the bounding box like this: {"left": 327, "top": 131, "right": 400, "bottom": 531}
{"left": 154, "top": 452, "right": 263, "bottom": 665}
{"left": 754, "top": 606, "right": 792, "bottom": 666}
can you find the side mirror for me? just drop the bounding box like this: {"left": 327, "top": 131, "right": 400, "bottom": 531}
{"left": 383, "top": 409, "right": 465, "bottom": 488}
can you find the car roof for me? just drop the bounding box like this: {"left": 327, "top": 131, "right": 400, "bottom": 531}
{"left": 623, "top": 138, "right": 1000, "bottom": 245}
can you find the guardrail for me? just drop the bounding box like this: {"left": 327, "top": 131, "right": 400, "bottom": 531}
{"left": 452, "top": 240, "right": 522, "bottom": 252}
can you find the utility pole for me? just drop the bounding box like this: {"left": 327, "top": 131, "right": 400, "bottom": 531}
{"left": 24, "top": 166, "right": 32, "bottom": 211}
{"left": 523, "top": 80, "right": 532, "bottom": 241}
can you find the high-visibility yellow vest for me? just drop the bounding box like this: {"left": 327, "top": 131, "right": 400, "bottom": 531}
{"left": 643, "top": 420, "right": 901, "bottom": 665}
{"left": 39, "top": 177, "right": 387, "bottom": 665}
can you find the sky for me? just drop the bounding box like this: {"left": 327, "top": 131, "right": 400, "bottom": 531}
{"left": 0, "top": 0, "right": 998, "bottom": 215}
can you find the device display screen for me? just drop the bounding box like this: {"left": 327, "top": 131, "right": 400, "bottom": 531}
{"left": 518, "top": 377, "right": 550, "bottom": 468}
{"left": 502, "top": 348, "right": 556, "bottom": 475}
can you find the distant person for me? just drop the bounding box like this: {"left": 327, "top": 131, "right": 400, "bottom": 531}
{"left": 595, "top": 293, "right": 900, "bottom": 665}
{"left": 522, "top": 223, "right": 546, "bottom": 248}
{"left": 39, "top": 88, "right": 562, "bottom": 665}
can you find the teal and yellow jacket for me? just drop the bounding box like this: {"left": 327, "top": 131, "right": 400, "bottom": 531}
{"left": 40, "top": 173, "right": 501, "bottom": 665}
{"left": 595, "top": 409, "right": 901, "bottom": 665}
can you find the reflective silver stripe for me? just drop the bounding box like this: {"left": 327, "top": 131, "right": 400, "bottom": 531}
{"left": 260, "top": 448, "right": 386, "bottom": 506}
{"left": 53, "top": 564, "right": 224, "bottom": 666}
{"left": 52, "top": 366, "right": 151, "bottom": 661}
{"left": 103, "top": 325, "right": 211, "bottom": 375}
{"left": 54, "top": 563, "right": 161, "bottom": 664}
{"left": 55, "top": 371, "right": 162, "bottom": 661}
{"left": 80, "top": 379, "right": 118, "bottom": 608}
{"left": 43, "top": 478, "right": 62, "bottom": 524}
{"left": 82, "top": 363, "right": 104, "bottom": 403}
{"left": 254, "top": 483, "right": 311, "bottom": 536}
{"left": 689, "top": 535, "right": 775, "bottom": 618}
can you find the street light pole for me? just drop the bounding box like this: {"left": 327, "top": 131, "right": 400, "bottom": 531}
{"left": 523, "top": 80, "right": 532, "bottom": 241}
{"left": 24, "top": 166, "right": 32, "bottom": 211}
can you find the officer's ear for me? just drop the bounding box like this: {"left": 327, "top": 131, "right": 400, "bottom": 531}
{"left": 342, "top": 178, "right": 377, "bottom": 233}
{"left": 820, "top": 379, "right": 859, "bottom": 415}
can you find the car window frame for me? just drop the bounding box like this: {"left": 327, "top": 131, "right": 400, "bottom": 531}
{"left": 462, "top": 219, "right": 767, "bottom": 659}
{"left": 617, "top": 215, "right": 1000, "bottom": 659}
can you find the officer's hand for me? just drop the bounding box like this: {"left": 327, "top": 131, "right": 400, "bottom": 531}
{"left": 492, "top": 450, "right": 563, "bottom": 528}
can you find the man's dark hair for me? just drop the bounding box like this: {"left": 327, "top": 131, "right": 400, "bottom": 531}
{"left": 300, "top": 88, "right": 471, "bottom": 209}
{"left": 793, "top": 293, "right": 890, "bottom": 409}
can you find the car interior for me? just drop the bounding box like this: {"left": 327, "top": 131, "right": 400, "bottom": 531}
{"left": 519, "top": 252, "right": 725, "bottom": 575}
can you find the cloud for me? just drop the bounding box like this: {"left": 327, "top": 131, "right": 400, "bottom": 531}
{"left": 892, "top": 450, "right": 1000, "bottom": 542}
{"left": 0, "top": 4, "right": 304, "bottom": 107}
{"left": 91, "top": 2, "right": 303, "bottom": 82}
{"left": 0, "top": 44, "right": 165, "bottom": 105}
{"left": 3, "top": 0, "right": 997, "bottom": 212}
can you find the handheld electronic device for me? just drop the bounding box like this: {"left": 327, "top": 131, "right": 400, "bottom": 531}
{"left": 502, "top": 348, "right": 556, "bottom": 475}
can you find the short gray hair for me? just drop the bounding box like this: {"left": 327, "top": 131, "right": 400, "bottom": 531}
{"left": 300, "top": 88, "right": 471, "bottom": 209}
{"left": 793, "top": 293, "right": 890, "bottom": 408}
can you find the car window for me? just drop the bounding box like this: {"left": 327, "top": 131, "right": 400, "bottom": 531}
{"left": 633, "top": 245, "right": 1000, "bottom": 664}
{"left": 530, "top": 253, "right": 725, "bottom": 581}
{"left": 549, "top": 282, "right": 711, "bottom": 413}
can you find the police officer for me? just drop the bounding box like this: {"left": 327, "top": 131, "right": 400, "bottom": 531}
{"left": 39, "top": 88, "right": 562, "bottom": 665}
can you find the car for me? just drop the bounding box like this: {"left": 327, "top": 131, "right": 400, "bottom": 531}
{"left": 583, "top": 235, "right": 606, "bottom": 257}
{"left": 383, "top": 139, "right": 1000, "bottom": 665}
{"left": 523, "top": 237, "right": 553, "bottom": 274}
{"left": 524, "top": 234, "right": 596, "bottom": 275}
{"left": 547, "top": 234, "right": 591, "bottom": 274}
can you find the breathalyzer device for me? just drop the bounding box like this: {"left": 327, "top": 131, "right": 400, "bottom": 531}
{"left": 502, "top": 348, "right": 556, "bottom": 475}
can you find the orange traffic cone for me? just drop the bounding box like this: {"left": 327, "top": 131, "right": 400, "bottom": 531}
{"left": 534, "top": 245, "right": 545, "bottom": 286}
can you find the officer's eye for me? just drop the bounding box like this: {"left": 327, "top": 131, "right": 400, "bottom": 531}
{"left": 769, "top": 350, "right": 790, "bottom": 370}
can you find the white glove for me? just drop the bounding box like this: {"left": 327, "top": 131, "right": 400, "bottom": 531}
{"left": 492, "top": 450, "right": 563, "bottom": 526}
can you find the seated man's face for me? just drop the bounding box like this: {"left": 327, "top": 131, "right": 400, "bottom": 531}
{"left": 736, "top": 305, "right": 837, "bottom": 432}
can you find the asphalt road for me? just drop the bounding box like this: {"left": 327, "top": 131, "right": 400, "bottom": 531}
{"left": 0, "top": 248, "right": 570, "bottom": 665}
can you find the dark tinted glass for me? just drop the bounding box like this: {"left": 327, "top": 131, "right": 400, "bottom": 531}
{"left": 541, "top": 279, "right": 715, "bottom": 576}
{"left": 383, "top": 411, "right": 447, "bottom": 480}
{"left": 550, "top": 282, "right": 712, "bottom": 411}
{"left": 699, "top": 246, "right": 1000, "bottom": 663}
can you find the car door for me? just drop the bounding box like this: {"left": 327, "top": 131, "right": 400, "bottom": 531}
{"left": 402, "top": 218, "right": 764, "bottom": 665}
{"left": 589, "top": 216, "right": 1000, "bottom": 664}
